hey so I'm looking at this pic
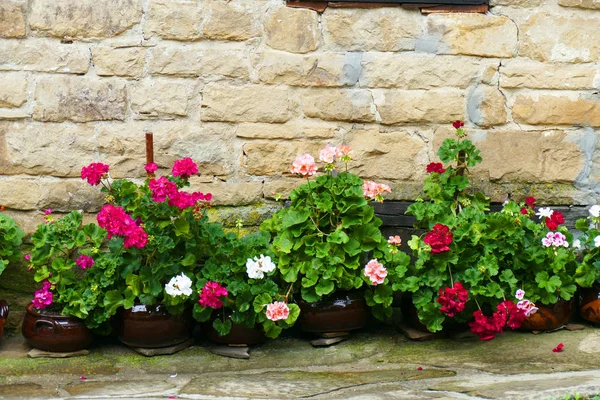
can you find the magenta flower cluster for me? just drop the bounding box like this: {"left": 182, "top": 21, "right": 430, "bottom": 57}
{"left": 32, "top": 280, "right": 53, "bottom": 310}
{"left": 81, "top": 163, "right": 109, "bottom": 186}
{"left": 97, "top": 204, "right": 148, "bottom": 249}
{"left": 76, "top": 255, "right": 95, "bottom": 270}
{"left": 172, "top": 157, "right": 198, "bottom": 179}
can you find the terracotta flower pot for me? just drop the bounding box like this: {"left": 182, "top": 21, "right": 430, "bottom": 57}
{"left": 579, "top": 286, "right": 600, "bottom": 324}
{"left": 118, "top": 304, "right": 193, "bottom": 348}
{"left": 22, "top": 304, "right": 92, "bottom": 352}
{"left": 0, "top": 300, "right": 8, "bottom": 339}
{"left": 519, "top": 299, "right": 573, "bottom": 331}
{"left": 298, "top": 291, "right": 368, "bottom": 334}
{"left": 202, "top": 320, "right": 266, "bottom": 345}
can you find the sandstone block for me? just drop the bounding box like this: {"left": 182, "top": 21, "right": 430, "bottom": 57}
{"left": 149, "top": 45, "right": 249, "bottom": 79}
{"left": 500, "top": 60, "right": 598, "bottom": 90}
{"left": 322, "top": 7, "right": 421, "bottom": 52}
{"left": 92, "top": 47, "right": 146, "bottom": 77}
{"left": 263, "top": 178, "right": 302, "bottom": 200}
{"left": 253, "top": 52, "right": 360, "bottom": 87}
{"left": 558, "top": 0, "right": 600, "bottom": 9}
{"left": 520, "top": 13, "right": 600, "bottom": 63}
{"left": 202, "top": 0, "right": 261, "bottom": 41}
{"left": 243, "top": 140, "right": 328, "bottom": 176}
{"left": 42, "top": 180, "right": 106, "bottom": 212}
{"left": 345, "top": 128, "right": 427, "bottom": 181}
{"left": 0, "top": 109, "right": 29, "bottom": 119}
{"left": 33, "top": 76, "right": 127, "bottom": 122}
{"left": 201, "top": 84, "right": 293, "bottom": 123}
{"left": 0, "top": 121, "right": 96, "bottom": 177}
{"left": 264, "top": 6, "right": 320, "bottom": 53}
{"left": 468, "top": 86, "right": 506, "bottom": 127}
{"left": 146, "top": 0, "right": 202, "bottom": 41}
{"left": 421, "top": 14, "right": 517, "bottom": 58}
{"left": 0, "top": 74, "right": 27, "bottom": 108}
{"left": 193, "top": 182, "right": 263, "bottom": 206}
{"left": 360, "top": 53, "right": 482, "bottom": 89}
{"left": 512, "top": 93, "right": 600, "bottom": 127}
{"left": 0, "top": 179, "right": 43, "bottom": 210}
{"left": 589, "top": 132, "right": 600, "bottom": 186}
{"left": 374, "top": 89, "right": 464, "bottom": 125}
{"left": 0, "top": 40, "right": 90, "bottom": 74}
{"left": 0, "top": 0, "right": 25, "bottom": 38}
{"left": 131, "top": 79, "right": 190, "bottom": 119}
{"left": 30, "top": 0, "right": 143, "bottom": 39}
{"left": 236, "top": 122, "right": 340, "bottom": 140}
{"left": 301, "top": 89, "right": 375, "bottom": 122}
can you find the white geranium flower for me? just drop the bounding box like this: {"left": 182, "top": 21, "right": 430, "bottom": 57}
{"left": 573, "top": 239, "right": 582, "bottom": 250}
{"left": 590, "top": 205, "right": 600, "bottom": 218}
{"left": 246, "top": 254, "right": 276, "bottom": 279}
{"left": 165, "top": 273, "right": 193, "bottom": 297}
{"left": 535, "top": 207, "right": 554, "bottom": 219}
{"left": 595, "top": 236, "right": 600, "bottom": 248}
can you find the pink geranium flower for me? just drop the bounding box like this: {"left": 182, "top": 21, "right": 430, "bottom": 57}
{"left": 32, "top": 280, "right": 53, "bottom": 310}
{"left": 362, "top": 181, "right": 391, "bottom": 202}
{"left": 198, "top": 281, "right": 228, "bottom": 309}
{"left": 388, "top": 235, "right": 401, "bottom": 245}
{"left": 265, "top": 301, "right": 290, "bottom": 321}
{"left": 172, "top": 158, "right": 198, "bottom": 179}
{"left": 81, "top": 163, "right": 109, "bottom": 186}
{"left": 145, "top": 162, "right": 158, "bottom": 174}
{"left": 290, "top": 154, "right": 317, "bottom": 177}
{"left": 97, "top": 204, "right": 148, "bottom": 249}
{"left": 319, "top": 145, "right": 338, "bottom": 164}
{"left": 364, "top": 259, "right": 387, "bottom": 285}
{"left": 149, "top": 176, "right": 178, "bottom": 203}
{"left": 76, "top": 255, "right": 95, "bottom": 270}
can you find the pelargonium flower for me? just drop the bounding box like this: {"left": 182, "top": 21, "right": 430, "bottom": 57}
{"left": 595, "top": 236, "right": 600, "bottom": 248}
{"left": 24, "top": 254, "right": 31, "bottom": 262}
{"left": 516, "top": 299, "right": 538, "bottom": 317}
{"left": 552, "top": 343, "right": 564, "bottom": 353}
{"left": 469, "top": 309, "right": 505, "bottom": 341}
{"left": 149, "top": 176, "right": 178, "bottom": 203}
{"left": 520, "top": 208, "right": 529, "bottom": 215}
{"left": 32, "top": 280, "right": 53, "bottom": 310}
{"left": 145, "top": 162, "right": 158, "bottom": 174}
{"left": 426, "top": 162, "right": 446, "bottom": 174}
{"left": 437, "top": 282, "right": 468, "bottom": 317}
{"left": 545, "top": 211, "right": 565, "bottom": 231}
{"left": 97, "top": 204, "right": 148, "bottom": 249}
{"left": 541, "top": 231, "right": 568, "bottom": 248}
{"left": 572, "top": 239, "right": 582, "bottom": 250}
{"left": 525, "top": 197, "right": 536, "bottom": 207}
{"left": 337, "top": 145, "right": 353, "bottom": 161}
{"left": 319, "top": 145, "right": 338, "bottom": 164}
{"left": 499, "top": 300, "right": 528, "bottom": 330}
{"left": 424, "top": 224, "right": 453, "bottom": 254}
{"left": 388, "top": 235, "right": 401, "bottom": 246}
{"left": 265, "top": 301, "right": 290, "bottom": 322}
{"left": 81, "top": 163, "right": 109, "bottom": 186}
{"left": 172, "top": 158, "right": 198, "bottom": 179}
{"left": 198, "top": 281, "right": 228, "bottom": 309}
{"left": 165, "top": 273, "right": 193, "bottom": 297}
{"left": 76, "top": 255, "right": 94, "bottom": 270}
{"left": 290, "top": 154, "right": 317, "bottom": 177}
{"left": 536, "top": 207, "right": 554, "bottom": 219}
{"left": 452, "top": 120, "right": 465, "bottom": 130}
{"left": 515, "top": 289, "right": 525, "bottom": 301}
{"left": 246, "top": 254, "right": 276, "bottom": 280}
{"left": 590, "top": 205, "right": 600, "bottom": 218}
{"left": 363, "top": 259, "right": 387, "bottom": 285}
{"left": 362, "top": 181, "right": 391, "bottom": 202}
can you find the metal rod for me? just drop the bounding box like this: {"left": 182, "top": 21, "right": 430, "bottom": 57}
{"left": 145, "top": 132, "right": 154, "bottom": 165}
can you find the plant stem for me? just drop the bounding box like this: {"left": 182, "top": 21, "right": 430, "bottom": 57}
{"left": 448, "top": 265, "right": 454, "bottom": 287}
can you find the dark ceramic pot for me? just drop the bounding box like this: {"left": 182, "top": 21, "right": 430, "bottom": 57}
{"left": 299, "top": 291, "right": 368, "bottom": 333}
{"left": 202, "top": 320, "right": 266, "bottom": 345}
{"left": 22, "top": 304, "right": 92, "bottom": 352}
{"left": 0, "top": 300, "right": 8, "bottom": 339}
{"left": 118, "top": 304, "right": 193, "bottom": 348}
{"left": 579, "top": 286, "right": 600, "bottom": 324}
{"left": 520, "top": 299, "right": 573, "bottom": 331}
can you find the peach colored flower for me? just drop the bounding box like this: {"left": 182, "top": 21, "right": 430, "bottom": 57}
{"left": 388, "top": 235, "right": 401, "bottom": 246}
{"left": 364, "top": 259, "right": 387, "bottom": 285}
{"left": 266, "top": 301, "right": 289, "bottom": 321}
{"left": 363, "top": 181, "right": 391, "bottom": 202}
{"left": 337, "top": 145, "right": 353, "bottom": 157}
{"left": 290, "top": 154, "right": 317, "bottom": 177}
{"left": 319, "top": 145, "right": 338, "bottom": 164}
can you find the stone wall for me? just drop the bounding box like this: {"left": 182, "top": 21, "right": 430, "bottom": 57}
{"left": 0, "top": 0, "right": 599, "bottom": 230}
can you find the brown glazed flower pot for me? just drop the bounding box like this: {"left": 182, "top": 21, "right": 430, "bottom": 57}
{"left": 299, "top": 291, "right": 368, "bottom": 333}
{"left": 579, "top": 286, "right": 600, "bottom": 324}
{"left": 0, "top": 300, "right": 8, "bottom": 339}
{"left": 519, "top": 299, "right": 574, "bottom": 331}
{"left": 118, "top": 304, "right": 193, "bottom": 348}
{"left": 202, "top": 320, "right": 266, "bottom": 345}
{"left": 22, "top": 304, "right": 92, "bottom": 352}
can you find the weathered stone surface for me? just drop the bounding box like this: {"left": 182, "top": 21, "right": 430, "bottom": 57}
{"left": 201, "top": 0, "right": 261, "bottom": 41}
{"left": 0, "top": 74, "right": 27, "bottom": 108}
{"left": 33, "top": 76, "right": 127, "bottom": 122}
{"left": 468, "top": 86, "right": 507, "bottom": 127}
{"left": 149, "top": 45, "right": 249, "bottom": 79}
{"left": 374, "top": 89, "right": 464, "bottom": 125}
{"left": 501, "top": 60, "right": 598, "bottom": 90}
{"left": 201, "top": 84, "right": 293, "bottom": 123}
{"left": 420, "top": 14, "right": 517, "bottom": 58}
{"left": 360, "top": 53, "right": 483, "bottom": 89}
{"left": 589, "top": 131, "right": 600, "bottom": 187}
{"left": 64, "top": 381, "right": 175, "bottom": 396}
{"left": 512, "top": 93, "right": 600, "bottom": 127}
{"left": 0, "top": 0, "right": 25, "bottom": 38}
{"left": 236, "top": 122, "right": 340, "bottom": 140}
{"left": 301, "top": 89, "right": 375, "bottom": 122}
{"left": 0, "top": 109, "right": 29, "bottom": 119}
{"left": 92, "top": 47, "right": 146, "bottom": 77}
{"left": 0, "top": 121, "right": 96, "bottom": 177}
{"left": 264, "top": 6, "right": 320, "bottom": 54}
{"left": 559, "top": 0, "right": 600, "bottom": 9}
{"left": 29, "top": 0, "right": 143, "bottom": 39}
{"left": 146, "top": 0, "right": 202, "bottom": 41}
{"left": 346, "top": 128, "right": 427, "bottom": 181}
{"left": 252, "top": 52, "right": 360, "bottom": 87}
{"left": 131, "top": 79, "right": 190, "bottom": 119}
{"left": 490, "top": 0, "right": 542, "bottom": 5}
{"left": 322, "top": 8, "right": 421, "bottom": 52}
{"left": 194, "top": 181, "right": 263, "bottom": 206}
{"left": 243, "top": 141, "right": 326, "bottom": 176}
{"left": 0, "top": 40, "right": 90, "bottom": 74}
{"left": 263, "top": 177, "right": 303, "bottom": 199}
{"left": 520, "top": 13, "right": 600, "bottom": 63}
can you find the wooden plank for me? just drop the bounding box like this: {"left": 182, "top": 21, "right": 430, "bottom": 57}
{"left": 286, "top": 0, "right": 327, "bottom": 11}
{"left": 421, "top": 4, "right": 488, "bottom": 12}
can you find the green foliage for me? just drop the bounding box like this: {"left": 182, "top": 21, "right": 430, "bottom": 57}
{"left": 0, "top": 212, "right": 24, "bottom": 276}
{"left": 572, "top": 210, "right": 600, "bottom": 288}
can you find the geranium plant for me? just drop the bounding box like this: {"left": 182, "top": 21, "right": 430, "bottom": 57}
{"left": 81, "top": 158, "right": 215, "bottom": 317}
{"left": 573, "top": 204, "right": 600, "bottom": 287}
{"left": 261, "top": 145, "right": 410, "bottom": 320}
{"left": 192, "top": 228, "right": 299, "bottom": 338}
{"left": 0, "top": 207, "right": 24, "bottom": 277}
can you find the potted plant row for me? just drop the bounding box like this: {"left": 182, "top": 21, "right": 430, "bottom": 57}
{"left": 0, "top": 209, "right": 24, "bottom": 339}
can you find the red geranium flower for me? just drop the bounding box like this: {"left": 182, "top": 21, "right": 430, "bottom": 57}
{"left": 437, "top": 282, "right": 469, "bottom": 317}
{"left": 525, "top": 197, "right": 536, "bottom": 207}
{"left": 424, "top": 224, "right": 453, "bottom": 254}
{"left": 81, "top": 162, "right": 109, "bottom": 186}
{"left": 426, "top": 162, "right": 446, "bottom": 174}
{"left": 469, "top": 310, "right": 504, "bottom": 341}
{"left": 552, "top": 343, "right": 564, "bottom": 353}
{"left": 545, "top": 211, "right": 565, "bottom": 231}
{"left": 452, "top": 120, "right": 464, "bottom": 130}
{"left": 520, "top": 208, "right": 528, "bottom": 215}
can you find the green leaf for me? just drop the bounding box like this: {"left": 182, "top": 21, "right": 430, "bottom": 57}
{"left": 315, "top": 279, "right": 334, "bottom": 296}
{"left": 213, "top": 318, "right": 232, "bottom": 336}
{"left": 193, "top": 304, "right": 213, "bottom": 322}
{"left": 173, "top": 217, "right": 190, "bottom": 237}
{"left": 281, "top": 210, "right": 310, "bottom": 229}
{"left": 253, "top": 293, "right": 272, "bottom": 313}
{"left": 180, "top": 252, "right": 196, "bottom": 267}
